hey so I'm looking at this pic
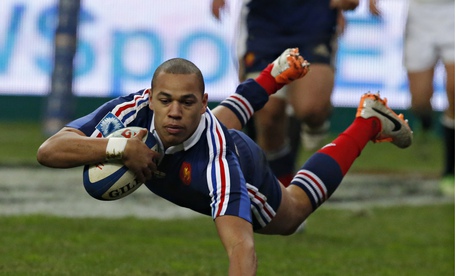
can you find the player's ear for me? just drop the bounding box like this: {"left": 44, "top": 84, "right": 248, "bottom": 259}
{"left": 201, "top": 93, "right": 208, "bottom": 114}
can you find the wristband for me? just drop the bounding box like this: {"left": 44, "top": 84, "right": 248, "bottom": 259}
{"left": 105, "top": 137, "right": 128, "bottom": 160}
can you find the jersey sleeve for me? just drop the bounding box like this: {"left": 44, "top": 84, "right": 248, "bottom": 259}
{"left": 66, "top": 89, "right": 151, "bottom": 137}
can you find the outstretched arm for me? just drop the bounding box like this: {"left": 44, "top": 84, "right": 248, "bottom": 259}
{"left": 37, "top": 127, "right": 108, "bottom": 168}
{"left": 37, "top": 127, "right": 160, "bottom": 183}
{"left": 215, "top": 215, "right": 257, "bottom": 275}
{"left": 213, "top": 48, "right": 309, "bottom": 130}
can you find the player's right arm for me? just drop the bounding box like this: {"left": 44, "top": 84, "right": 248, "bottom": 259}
{"left": 37, "top": 127, "right": 158, "bottom": 183}
{"left": 37, "top": 127, "right": 107, "bottom": 168}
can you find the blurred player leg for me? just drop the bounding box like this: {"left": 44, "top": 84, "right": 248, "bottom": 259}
{"left": 253, "top": 89, "right": 295, "bottom": 187}
{"left": 407, "top": 69, "right": 434, "bottom": 132}
{"left": 440, "top": 62, "right": 455, "bottom": 196}
{"left": 239, "top": 0, "right": 338, "bottom": 189}
{"left": 404, "top": 0, "right": 435, "bottom": 134}
{"left": 404, "top": 0, "right": 454, "bottom": 195}
{"left": 247, "top": 65, "right": 294, "bottom": 187}
{"left": 288, "top": 63, "right": 334, "bottom": 151}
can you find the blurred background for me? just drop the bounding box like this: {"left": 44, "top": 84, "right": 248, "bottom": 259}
{"left": 0, "top": 0, "right": 447, "bottom": 126}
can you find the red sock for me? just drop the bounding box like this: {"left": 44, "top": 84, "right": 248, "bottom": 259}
{"left": 318, "top": 117, "right": 381, "bottom": 175}
{"left": 254, "top": 64, "right": 284, "bottom": 95}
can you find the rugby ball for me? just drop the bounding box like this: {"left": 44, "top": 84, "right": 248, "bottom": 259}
{"left": 82, "top": 127, "right": 159, "bottom": 201}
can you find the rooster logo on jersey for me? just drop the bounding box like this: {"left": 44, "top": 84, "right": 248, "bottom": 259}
{"left": 96, "top": 112, "right": 124, "bottom": 137}
{"left": 180, "top": 162, "right": 192, "bottom": 185}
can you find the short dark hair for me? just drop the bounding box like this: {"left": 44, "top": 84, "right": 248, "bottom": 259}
{"left": 151, "top": 58, "right": 205, "bottom": 94}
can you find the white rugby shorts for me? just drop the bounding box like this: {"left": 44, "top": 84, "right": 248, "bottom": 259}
{"left": 403, "top": 0, "right": 454, "bottom": 71}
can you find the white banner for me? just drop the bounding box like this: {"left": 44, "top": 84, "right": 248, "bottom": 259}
{"left": 0, "top": 0, "right": 242, "bottom": 100}
{"left": 0, "top": 0, "right": 447, "bottom": 109}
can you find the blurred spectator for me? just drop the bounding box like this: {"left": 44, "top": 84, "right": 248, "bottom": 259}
{"left": 212, "top": 0, "right": 359, "bottom": 186}
{"left": 370, "top": 0, "right": 455, "bottom": 195}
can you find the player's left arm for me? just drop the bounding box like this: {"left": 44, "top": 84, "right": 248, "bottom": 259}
{"left": 215, "top": 215, "right": 257, "bottom": 275}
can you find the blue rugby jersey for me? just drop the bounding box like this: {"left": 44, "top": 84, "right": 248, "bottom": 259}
{"left": 242, "top": 0, "right": 338, "bottom": 72}
{"left": 67, "top": 86, "right": 282, "bottom": 230}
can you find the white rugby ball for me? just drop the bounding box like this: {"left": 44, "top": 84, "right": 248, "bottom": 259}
{"left": 82, "top": 126, "right": 159, "bottom": 201}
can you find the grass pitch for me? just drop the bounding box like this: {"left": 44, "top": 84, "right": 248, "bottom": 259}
{"left": 0, "top": 204, "right": 453, "bottom": 275}
{"left": 0, "top": 122, "right": 445, "bottom": 176}
{"left": 0, "top": 122, "right": 454, "bottom": 275}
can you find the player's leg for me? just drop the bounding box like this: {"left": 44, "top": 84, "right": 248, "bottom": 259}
{"left": 253, "top": 95, "right": 287, "bottom": 152}
{"left": 246, "top": 51, "right": 311, "bottom": 187}
{"left": 289, "top": 63, "right": 334, "bottom": 150}
{"left": 287, "top": 10, "right": 338, "bottom": 151}
{"left": 283, "top": 62, "right": 335, "bottom": 233}
{"left": 440, "top": 61, "right": 455, "bottom": 195}
{"left": 252, "top": 95, "right": 296, "bottom": 186}
{"left": 259, "top": 93, "right": 413, "bottom": 235}
{"left": 404, "top": 0, "right": 437, "bottom": 132}
{"left": 289, "top": 64, "right": 334, "bottom": 126}
{"left": 407, "top": 69, "right": 435, "bottom": 131}
{"left": 214, "top": 48, "right": 309, "bottom": 131}
{"left": 444, "top": 63, "right": 455, "bottom": 122}
{"left": 437, "top": 1, "right": 455, "bottom": 194}
{"left": 405, "top": 1, "right": 455, "bottom": 194}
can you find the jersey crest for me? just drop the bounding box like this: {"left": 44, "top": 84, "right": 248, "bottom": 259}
{"left": 180, "top": 162, "right": 192, "bottom": 185}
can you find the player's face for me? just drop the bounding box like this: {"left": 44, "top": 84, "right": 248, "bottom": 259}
{"left": 149, "top": 72, "right": 207, "bottom": 149}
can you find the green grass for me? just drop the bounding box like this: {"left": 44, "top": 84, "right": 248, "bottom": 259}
{"left": 297, "top": 131, "right": 443, "bottom": 177}
{"left": 0, "top": 122, "right": 46, "bottom": 165}
{"left": 0, "top": 122, "right": 453, "bottom": 275}
{"left": 0, "top": 122, "right": 445, "bottom": 177}
{"left": 0, "top": 204, "right": 453, "bottom": 275}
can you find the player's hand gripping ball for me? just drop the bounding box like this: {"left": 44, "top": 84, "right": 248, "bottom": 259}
{"left": 82, "top": 127, "right": 160, "bottom": 201}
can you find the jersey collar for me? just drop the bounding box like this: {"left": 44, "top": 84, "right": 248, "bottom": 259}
{"left": 151, "top": 113, "right": 206, "bottom": 155}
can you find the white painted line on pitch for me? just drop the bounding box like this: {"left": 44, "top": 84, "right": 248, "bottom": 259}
{"left": 0, "top": 167, "right": 453, "bottom": 219}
